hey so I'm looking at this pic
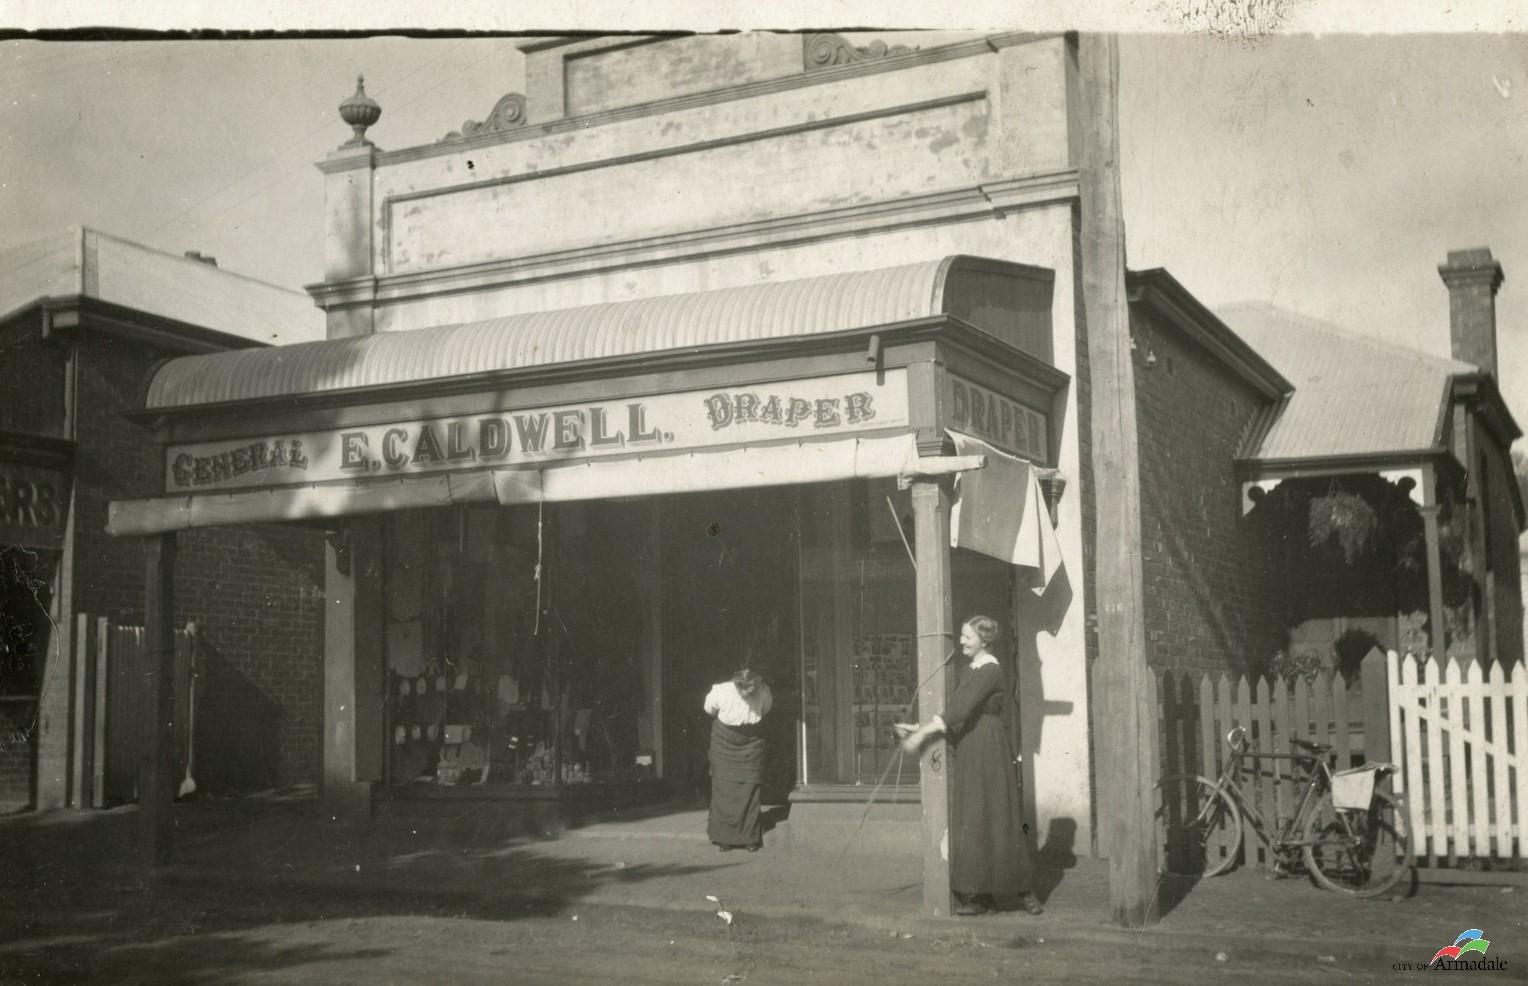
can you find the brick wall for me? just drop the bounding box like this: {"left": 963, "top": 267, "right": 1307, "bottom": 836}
{"left": 69, "top": 332, "right": 326, "bottom": 790}
{"left": 0, "top": 316, "right": 67, "bottom": 437}
{"left": 1131, "top": 308, "right": 1283, "bottom": 675}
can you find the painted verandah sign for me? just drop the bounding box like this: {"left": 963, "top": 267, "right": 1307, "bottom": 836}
{"left": 945, "top": 374, "right": 1048, "bottom": 462}
{"left": 165, "top": 369, "right": 909, "bottom": 493}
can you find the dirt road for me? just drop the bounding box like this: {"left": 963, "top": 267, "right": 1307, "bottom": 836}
{"left": 0, "top": 879, "right": 1415, "bottom": 985}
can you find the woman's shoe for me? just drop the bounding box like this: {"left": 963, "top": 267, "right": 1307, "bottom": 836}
{"left": 746, "top": 845, "right": 760, "bottom": 852}
{"left": 1020, "top": 892, "right": 1044, "bottom": 915}
{"left": 952, "top": 894, "right": 991, "bottom": 916}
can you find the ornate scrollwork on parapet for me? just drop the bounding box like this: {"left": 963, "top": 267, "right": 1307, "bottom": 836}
{"left": 440, "top": 93, "right": 528, "bottom": 142}
{"left": 803, "top": 32, "right": 913, "bottom": 69}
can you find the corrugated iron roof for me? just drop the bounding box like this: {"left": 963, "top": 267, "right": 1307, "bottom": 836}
{"left": 1216, "top": 303, "right": 1472, "bottom": 461}
{"left": 145, "top": 257, "right": 969, "bottom": 410}
{"left": 0, "top": 227, "right": 324, "bottom": 346}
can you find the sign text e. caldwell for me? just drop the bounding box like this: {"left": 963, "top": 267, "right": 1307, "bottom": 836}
{"left": 165, "top": 370, "right": 908, "bottom": 493}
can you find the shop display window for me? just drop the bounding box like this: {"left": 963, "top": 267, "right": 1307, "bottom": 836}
{"left": 0, "top": 546, "right": 54, "bottom": 699}
{"left": 382, "top": 502, "right": 653, "bottom": 789}
{"left": 376, "top": 480, "right": 1014, "bottom": 797}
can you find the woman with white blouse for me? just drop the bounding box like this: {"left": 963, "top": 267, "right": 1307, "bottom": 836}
{"left": 702, "top": 668, "right": 773, "bottom": 852}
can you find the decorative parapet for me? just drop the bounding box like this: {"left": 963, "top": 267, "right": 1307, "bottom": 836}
{"left": 440, "top": 93, "right": 529, "bottom": 142}
{"left": 338, "top": 75, "right": 382, "bottom": 147}
{"left": 803, "top": 32, "right": 913, "bottom": 69}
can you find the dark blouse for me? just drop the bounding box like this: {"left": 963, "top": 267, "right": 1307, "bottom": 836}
{"left": 943, "top": 661, "right": 1007, "bottom": 738}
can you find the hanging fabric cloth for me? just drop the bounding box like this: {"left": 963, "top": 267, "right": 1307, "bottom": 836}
{"left": 947, "top": 430, "right": 1063, "bottom": 595}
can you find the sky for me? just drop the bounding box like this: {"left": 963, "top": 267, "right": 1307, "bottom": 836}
{"left": 1, "top": 21, "right": 1526, "bottom": 444}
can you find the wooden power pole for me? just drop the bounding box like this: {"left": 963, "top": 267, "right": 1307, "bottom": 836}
{"left": 1077, "top": 32, "right": 1159, "bottom": 927}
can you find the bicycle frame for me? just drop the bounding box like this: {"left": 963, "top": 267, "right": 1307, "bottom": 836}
{"left": 1211, "top": 729, "right": 1336, "bottom": 856}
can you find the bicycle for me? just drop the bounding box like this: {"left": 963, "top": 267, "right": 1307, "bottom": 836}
{"left": 1154, "top": 726, "right": 1413, "bottom": 897}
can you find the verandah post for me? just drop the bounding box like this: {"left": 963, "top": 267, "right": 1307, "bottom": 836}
{"left": 1418, "top": 464, "right": 1449, "bottom": 661}
{"left": 322, "top": 518, "right": 384, "bottom": 820}
{"left": 140, "top": 532, "right": 177, "bottom": 866}
{"left": 910, "top": 478, "right": 955, "bottom": 918}
{"left": 1359, "top": 647, "right": 1391, "bottom": 764}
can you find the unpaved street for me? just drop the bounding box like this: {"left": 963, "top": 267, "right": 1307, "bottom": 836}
{"left": 0, "top": 879, "right": 1410, "bottom": 985}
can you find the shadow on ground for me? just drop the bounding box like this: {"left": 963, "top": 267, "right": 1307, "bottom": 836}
{"left": 0, "top": 799, "right": 726, "bottom": 985}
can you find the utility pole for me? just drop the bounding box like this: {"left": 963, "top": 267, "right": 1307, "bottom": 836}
{"left": 1077, "top": 32, "right": 1159, "bottom": 927}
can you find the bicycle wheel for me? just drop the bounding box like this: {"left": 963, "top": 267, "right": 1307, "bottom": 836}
{"left": 1303, "top": 788, "right": 1412, "bottom": 897}
{"left": 1154, "top": 774, "right": 1242, "bottom": 877}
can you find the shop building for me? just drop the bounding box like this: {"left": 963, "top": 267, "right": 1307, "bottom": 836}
{"left": 105, "top": 32, "right": 1297, "bottom": 885}
{"left": 0, "top": 228, "right": 326, "bottom": 811}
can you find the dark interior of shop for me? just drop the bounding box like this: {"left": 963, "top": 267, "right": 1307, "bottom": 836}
{"left": 380, "top": 480, "right": 1014, "bottom": 804}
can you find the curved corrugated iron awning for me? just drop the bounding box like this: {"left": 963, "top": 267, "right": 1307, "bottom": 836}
{"left": 145, "top": 255, "right": 1051, "bottom": 411}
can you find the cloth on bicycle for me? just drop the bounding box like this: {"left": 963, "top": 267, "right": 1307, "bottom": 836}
{"left": 1331, "top": 766, "right": 1378, "bottom": 810}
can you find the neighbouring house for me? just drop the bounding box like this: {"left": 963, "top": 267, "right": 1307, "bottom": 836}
{"left": 1522, "top": 528, "right": 1528, "bottom": 657}
{"left": 1220, "top": 248, "right": 1524, "bottom": 678}
{"left": 1517, "top": 448, "right": 1528, "bottom": 658}
{"left": 0, "top": 227, "right": 328, "bottom": 812}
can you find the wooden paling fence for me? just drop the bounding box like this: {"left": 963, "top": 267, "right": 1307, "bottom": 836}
{"left": 71, "top": 614, "right": 196, "bottom": 808}
{"left": 1387, "top": 651, "right": 1525, "bottom": 865}
{"left": 1146, "top": 648, "right": 1525, "bottom": 866}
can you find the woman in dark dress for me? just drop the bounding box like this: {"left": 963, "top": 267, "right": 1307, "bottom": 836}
{"left": 897, "top": 615, "right": 1042, "bottom": 916}
{"left": 703, "top": 668, "right": 773, "bottom": 852}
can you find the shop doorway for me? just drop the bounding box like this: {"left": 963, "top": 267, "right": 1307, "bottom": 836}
{"left": 660, "top": 487, "right": 801, "bottom": 803}
{"left": 797, "top": 479, "right": 1018, "bottom": 789}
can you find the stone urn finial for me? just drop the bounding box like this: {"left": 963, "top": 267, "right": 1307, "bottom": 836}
{"left": 339, "top": 74, "right": 382, "bottom": 146}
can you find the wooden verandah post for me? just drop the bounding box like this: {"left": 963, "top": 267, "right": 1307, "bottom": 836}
{"left": 1419, "top": 464, "right": 1450, "bottom": 661}
{"left": 140, "top": 532, "right": 177, "bottom": 867}
{"left": 911, "top": 478, "right": 956, "bottom": 917}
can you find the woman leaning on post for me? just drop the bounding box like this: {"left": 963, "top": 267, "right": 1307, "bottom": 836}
{"left": 703, "top": 668, "right": 772, "bottom": 852}
{"left": 896, "top": 615, "right": 1043, "bottom": 916}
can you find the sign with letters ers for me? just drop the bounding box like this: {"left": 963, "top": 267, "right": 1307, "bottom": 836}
{"left": 0, "top": 461, "right": 70, "bottom": 551}
{"left": 165, "top": 369, "right": 909, "bottom": 493}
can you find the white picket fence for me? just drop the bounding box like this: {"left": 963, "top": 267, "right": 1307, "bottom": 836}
{"left": 1387, "top": 651, "right": 1526, "bottom": 864}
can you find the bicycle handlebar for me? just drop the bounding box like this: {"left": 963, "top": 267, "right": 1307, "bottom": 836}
{"left": 1223, "top": 728, "right": 1334, "bottom": 758}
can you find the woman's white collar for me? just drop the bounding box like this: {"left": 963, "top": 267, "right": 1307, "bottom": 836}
{"left": 968, "top": 653, "right": 998, "bottom": 669}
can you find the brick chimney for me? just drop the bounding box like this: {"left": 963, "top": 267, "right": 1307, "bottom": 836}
{"left": 1438, "top": 247, "right": 1504, "bottom": 377}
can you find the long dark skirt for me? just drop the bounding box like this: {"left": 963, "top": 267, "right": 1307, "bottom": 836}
{"left": 949, "top": 711, "right": 1035, "bottom": 897}
{"left": 708, "top": 719, "right": 766, "bottom": 848}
